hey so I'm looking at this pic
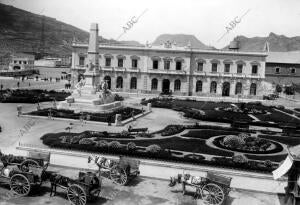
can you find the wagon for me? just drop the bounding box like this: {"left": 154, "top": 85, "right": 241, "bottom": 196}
{"left": 182, "top": 172, "right": 232, "bottom": 205}
{"left": 0, "top": 158, "right": 48, "bottom": 196}
{"left": 49, "top": 171, "right": 102, "bottom": 205}
{"left": 88, "top": 155, "right": 140, "bottom": 185}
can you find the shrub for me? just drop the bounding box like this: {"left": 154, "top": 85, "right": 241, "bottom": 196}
{"left": 223, "top": 135, "right": 245, "bottom": 148}
{"left": 127, "top": 142, "right": 136, "bottom": 151}
{"left": 232, "top": 154, "right": 248, "bottom": 163}
{"left": 264, "top": 160, "right": 273, "bottom": 168}
{"left": 120, "top": 130, "right": 131, "bottom": 138}
{"left": 70, "top": 134, "right": 85, "bottom": 144}
{"left": 60, "top": 135, "right": 73, "bottom": 144}
{"left": 161, "top": 125, "right": 185, "bottom": 136}
{"left": 96, "top": 140, "right": 109, "bottom": 148}
{"left": 137, "top": 132, "right": 154, "bottom": 138}
{"left": 146, "top": 144, "right": 161, "bottom": 154}
{"left": 79, "top": 138, "right": 95, "bottom": 145}
{"left": 109, "top": 141, "right": 122, "bottom": 149}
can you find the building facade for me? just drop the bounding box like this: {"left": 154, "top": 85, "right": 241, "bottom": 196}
{"left": 266, "top": 51, "right": 300, "bottom": 86}
{"left": 71, "top": 42, "right": 267, "bottom": 98}
{"left": 9, "top": 53, "right": 34, "bottom": 71}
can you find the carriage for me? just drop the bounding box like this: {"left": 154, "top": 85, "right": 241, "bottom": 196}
{"left": 182, "top": 172, "right": 232, "bottom": 205}
{"left": 0, "top": 154, "right": 49, "bottom": 196}
{"left": 88, "top": 155, "right": 140, "bottom": 185}
{"left": 46, "top": 171, "right": 102, "bottom": 205}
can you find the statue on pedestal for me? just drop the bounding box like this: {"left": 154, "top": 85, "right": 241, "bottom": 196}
{"left": 75, "top": 77, "right": 86, "bottom": 97}
{"left": 88, "top": 61, "right": 94, "bottom": 72}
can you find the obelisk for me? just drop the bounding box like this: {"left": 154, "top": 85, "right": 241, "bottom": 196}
{"left": 84, "top": 23, "right": 100, "bottom": 92}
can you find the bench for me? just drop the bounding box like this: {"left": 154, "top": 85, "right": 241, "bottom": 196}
{"left": 128, "top": 128, "right": 148, "bottom": 133}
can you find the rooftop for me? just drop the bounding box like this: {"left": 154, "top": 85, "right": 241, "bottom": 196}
{"left": 266, "top": 51, "right": 300, "bottom": 64}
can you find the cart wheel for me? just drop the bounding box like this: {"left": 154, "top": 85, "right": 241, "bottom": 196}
{"left": 67, "top": 184, "right": 87, "bottom": 205}
{"left": 182, "top": 182, "right": 186, "bottom": 195}
{"left": 201, "top": 183, "right": 224, "bottom": 205}
{"left": 20, "top": 159, "right": 39, "bottom": 172}
{"left": 10, "top": 174, "right": 31, "bottom": 196}
{"left": 110, "top": 166, "right": 127, "bottom": 185}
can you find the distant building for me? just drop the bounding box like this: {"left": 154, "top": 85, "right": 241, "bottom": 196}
{"left": 9, "top": 53, "right": 34, "bottom": 71}
{"left": 72, "top": 42, "right": 268, "bottom": 98}
{"left": 265, "top": 51, "right": 300, "bottom": 86}
{"left": 34, "top": 56, "right": 71, "bottom": 68}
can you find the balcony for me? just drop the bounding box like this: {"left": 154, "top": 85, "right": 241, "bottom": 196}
{"left": 206, "top": 72, "right": 220, "bottom": 77}
{"left": 101, "top": 66, "right": 113, "bottom": 71}
{"left": 148, "top": 68, "right": 187, "bottom": 75}
{"left": 194, "top": 71, "right": 206, "bottom": 76}
{"left": 247, "top": 73, "right": 262, "bottom": 79}
{"left": 127, "top": 67, "right": 140, "bottom": 73}
{"left": 114, "top": 67, "right": 126, "bottom": 72}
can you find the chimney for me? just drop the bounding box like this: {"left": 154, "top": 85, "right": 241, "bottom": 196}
{"left": 229, "top": 40, "right": 239, "bottom": 50}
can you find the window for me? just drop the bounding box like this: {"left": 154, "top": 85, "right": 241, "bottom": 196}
{"left": 176, "top": 61, "right": 182, "bottom": 70}
{"left": 291, "top": 68, "right": 296, "bottom": 74}
{"left": 19, "top": 61, "right": 22, "bottom": 64}
{"left": 174, "top": 79, "right": 181, "bottom": 91}
{"left": 250, "top": 83, "right": 257, "bottom": 95}
{"left": 130, "top": 77, "right": 137, "bottom": 89}
{"left": 116, "top": 76, "right": 123, "bottom": 88}
{"left": 252, "top": 65, "right": 258, "bottom": 74}
{"left": 275, "top": 67, "right": 280, "bottom": 74}
{"left": 153, "top": 60, "right": 158, "bottom": 69}
{"left": 235, "top": 82, "right": 242, "bottom": 95}
{"left": 118, "top": 58, "right": 123, "bottom": 67}
{"left": 196, "top": 80, "right": 202, "bottom": 92}
{"left": 197, "top": 62, "right": 203, "bottom": 72}
{"left": 151, "top": 78, "right": 158, "bottom": 90}
{"left": 164, "top": 60, "right": 170, "bottom": 70}
{"left": 132, "top": 59, "right": 138, "bottom": 68}
{"left": 224, "top": 64, "right": 230, "bottom": 73}
{"left": 79, "top": 57, "right": 85, "bottom": 66}
{"left": 210, "top": 81, "right": 217, "bottom": 93}
{"left": 105, "top": 58, "right": 111, "bottom": 67}
{"left": 237, "top": 64, "right": 243, "bottom": 74}
{"left": 212, "top": 63, "right": 218, "bottom": 72}
{"left": 14, "top": 61, "right": 17, "bottom": 64}
{"left": 23, "top": 61, "right": 27, "bottom": 64}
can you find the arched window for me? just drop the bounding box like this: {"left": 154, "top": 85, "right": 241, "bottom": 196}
{"left": 196, "top": 80, "right": 202, "bottom": 92}
{"left": 235, "top": 82, "right": 242, "bottom": 95}
{"left": 116, "top": 76, "right": 123, "bottom": 89}
{"left": 174, "top": 79, "right": 181, "bottom": 91}
{"left": 250, "top": 83, "right": 256, "bottom": 95}
{"left": 104, "top": 76, "right": 111, "bottom": 89}
{"left": 130, "top": 77, "right": 137, "bottom": 89}
{"left": 151, "top": 78, "right": 158, "bottom": 90}
{"left": 210, "top": 81, "right": 217, "bottom": 93}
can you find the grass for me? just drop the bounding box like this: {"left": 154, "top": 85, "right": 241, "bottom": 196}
{"left": 182, "top": 129, "right": 240, "bottom": 140}
{"left": 246, "top": 154, "right": 287, "bottom": 162}
{"left": 259, "top": 135, "right": 300, "bottom": 146}
{"left": 254, "top": 110, "right": 300, "bottom": 124}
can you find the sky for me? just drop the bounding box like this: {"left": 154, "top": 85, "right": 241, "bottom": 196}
{"left": 2, "top": 0, "right": 300, "bottom": 48}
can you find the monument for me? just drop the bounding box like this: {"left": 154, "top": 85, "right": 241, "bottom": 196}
{"left": 58, "top": 23, "right": 122, "bottom": 113}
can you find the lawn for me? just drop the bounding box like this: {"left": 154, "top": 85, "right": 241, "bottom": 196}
{"left": 259, "top": 135, "right": 300, "bottom": 146}
{"left": 182, "top": 129, "right": 240, "bottom": 140}
{"left": 246, "top": 154, "right": 287, "bottom": 162}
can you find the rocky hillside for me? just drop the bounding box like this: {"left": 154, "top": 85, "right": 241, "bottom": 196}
{"left": 0, "top": 3, "right": 143, "bottom": 58}
{"left": 225, "top": 33, "right": 300, "bottom": 52}
{"left": 152, "top": 34, "right": 213, "bottom": 49}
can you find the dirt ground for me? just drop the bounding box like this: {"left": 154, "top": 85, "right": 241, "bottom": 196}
{"left": 0, "top": 166, "right": 287, "bottom": 205}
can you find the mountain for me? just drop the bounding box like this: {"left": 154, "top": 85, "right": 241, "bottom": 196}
{"left": 0, "top": 3, "right": 143, "bottom": 58}
{"left": 224, "top": 33, "right": 300, "bottom": 52}
{"left": 152, "top": 34, "right": 212, "bottom": 49}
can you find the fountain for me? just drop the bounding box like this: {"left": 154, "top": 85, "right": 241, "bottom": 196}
{"left": 57, "top": 23, "right": 123, "bottom": 113}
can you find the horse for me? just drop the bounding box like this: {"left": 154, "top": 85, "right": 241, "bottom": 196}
{"left": 42, "top": 171, "right": 71, "bottom": 197}
{"left": 87, "top": 155, "right": 115, "bottom": 172}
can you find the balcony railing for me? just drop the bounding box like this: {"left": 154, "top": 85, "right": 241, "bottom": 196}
{"left": 148, "top": 68, "right": 188, "bottom": 75}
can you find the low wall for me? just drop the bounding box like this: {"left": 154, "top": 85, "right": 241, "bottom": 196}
{"left": 17, "top": 144, "right": 286, "bottom": 194}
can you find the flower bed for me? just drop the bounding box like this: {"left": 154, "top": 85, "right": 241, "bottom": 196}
{"left": 213, "top": 134, "right": 284, "bottom": 154}
{"left": 41, "top": 132, "right": 277, "bottom": 173}
{"left": 25, "top": 107, "right": 142, "bottom": 123}
{"left": 0, "top": 89, "right": 71, "bottom": 103}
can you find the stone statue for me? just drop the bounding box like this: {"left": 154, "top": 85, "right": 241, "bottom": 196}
{"left": 88, "top": 61, "right": 94, "bottom": 72}
{"left": 75, "top": 78, "right": 86, "bottom": 96}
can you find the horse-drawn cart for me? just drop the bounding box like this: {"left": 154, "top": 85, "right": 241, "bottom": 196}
{"left": 88, "top": 155, "right": 140, "bottom": 185}
{"left": 182, "top": 172, "right": 232, "bottom": 205}
{"left": 0, "top": 154, "right": 48, "bottom": 196}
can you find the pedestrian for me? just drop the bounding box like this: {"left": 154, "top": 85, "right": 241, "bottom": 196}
{"left": 17, "top": 82, "right": 20, "bottom": 88}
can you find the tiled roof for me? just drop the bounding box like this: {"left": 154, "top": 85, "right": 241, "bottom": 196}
{"left": 266, "top": 51, "right": 300, "bottom": 64}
